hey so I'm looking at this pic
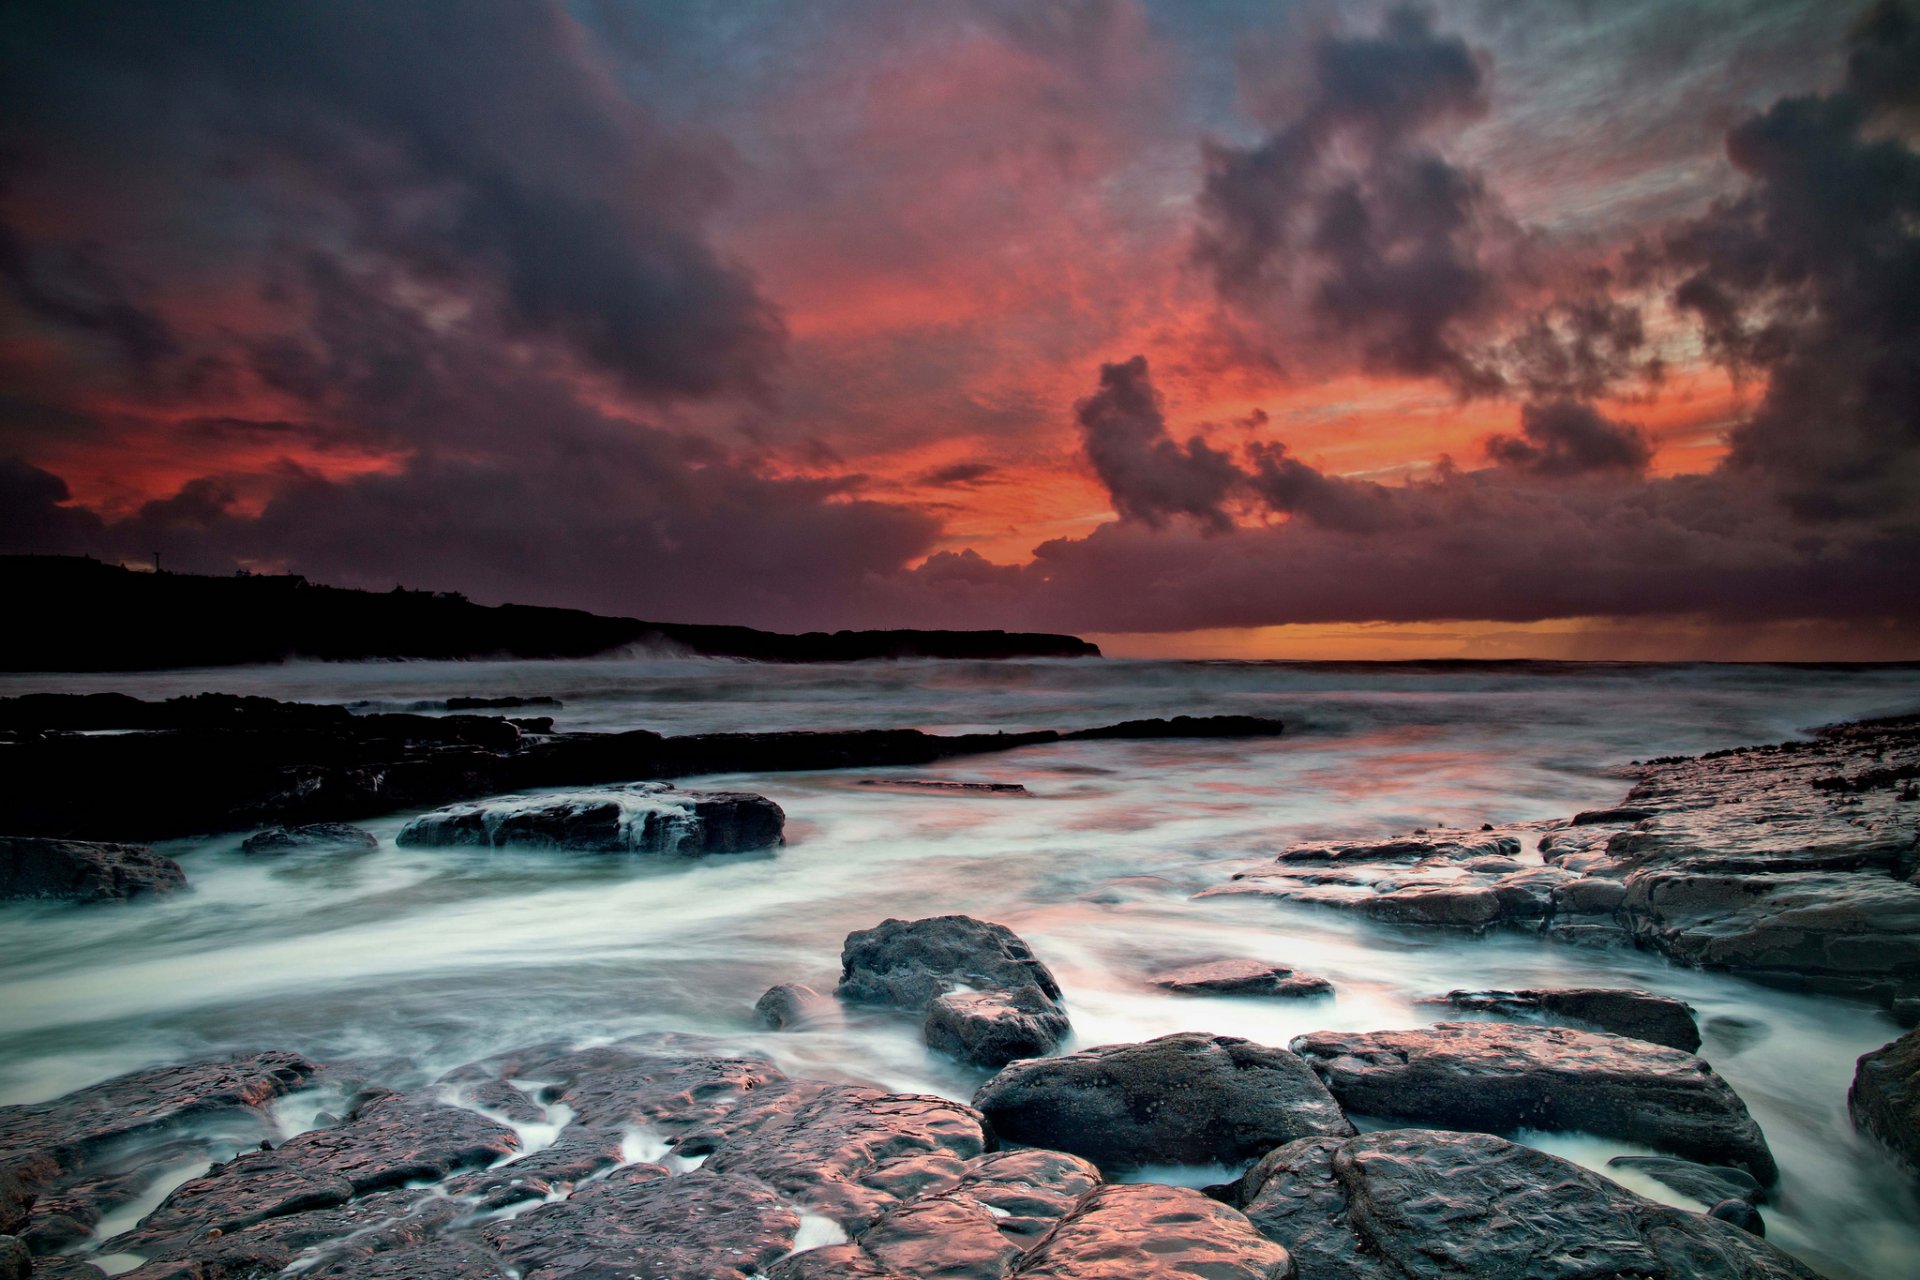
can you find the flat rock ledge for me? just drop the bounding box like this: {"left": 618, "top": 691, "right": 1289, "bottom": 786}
{"left": 1417, "top": 986, "right": 1700, "bottom": 1052}
{"left": 0, "top": 836, "right": 186, "bottom": 902}
{"left": 973, "top": 1032, "right": 1352, "bottom": 1172}
{"left": 1223, "top": 1129, "right": 1815, "bottom": 1280}
{"left": 1849, "top": 1025, "right": 1920, "bottom": 1173}
{"left": 1291, "top": 1022, "right": 1778, "bottom": 1183}
{"left": 1153, "top": 959, "right": 1333, "bottom": 999}
{"left": 829, "top": 915, "right": 1072, "bottom": 1068}
{"left": 1203, "top": 713, "right": 1920, "bottom": 1013}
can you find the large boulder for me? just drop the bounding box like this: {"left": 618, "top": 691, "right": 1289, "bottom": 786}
{"left": 1231, "top": 1130, "right": 1815, "bottom": 1280}
{"left": 837, "top": 916, "right": 1072, "bottom": 1067}
{"left": 926, "top": 988, "right": 1070, "bottom": 1069}
{"left": 972, "top": 1033, "right": 1352, "bottom": 1172}
{"left": 1420, "top": 987, "right": 1700, "bottom": 1052}
{"left": 0, "top": 836, "right": 186, "bottom": 902}
{"left": 1290, "top": 1023, "right": 1777, "bottom": 1182}
{"left": 838, "top": 916, "right": 1065, "bottom": 1012}
{"left": 395, "top": 783, "right": 784, "bottom": 854}
{"left": 1012, "top": 1183, "right": 1293, "bottom": 1279}
{"left": 1849, "top": 1026, "right": 1920, "bottom": 1172}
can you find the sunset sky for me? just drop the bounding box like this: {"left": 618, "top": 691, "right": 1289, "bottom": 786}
{"left": 3, "top": 1, "right": 1916, "bottom": 658}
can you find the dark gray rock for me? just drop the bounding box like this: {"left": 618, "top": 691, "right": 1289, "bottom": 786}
{"left": 838, "top": 916, "right": 1064, "bottom": 1013}
{"left": 1712, "top": 1197, "right": 1768, "bottom": 1237}
{"left": 770, "top": 1245, "right": 908, "bottom": 1279}
{"left": 1291, "top": 1023, "right": 1778, "bottom": 1182}
{"left": 396, "top": 783, "right": 784, "bottom": 855}
{"left": 1152, "top": 960, "right": 1332, "bottom": 998}
{"left": 973, "top": 1032, "right": 1352, "bottom": 1172}
{"left": 1420, "top": 987, "right": 1701, "bottom": 1052}
{"left": 483, "top": 1165, "right": 799, "bottom": 1280}
{"left": 0, "top": 1235, "right": 27, "bottom": 1280}
{"left": 1011, "top": 1183, "right": 1293, "bottom": 1279}
{"left": 925, "top": 987, "right": 1069, "bottom": 1069}
{"left": 1571, "top": 806, "right": 1658, "bottom": 825}
{"left": 1607, "top": 1154, "right": 1767, "bottom": 1206}
{"left": 111, "top": 1092, "right": 518, "bottom": 1254}
{"left": 1849, "top": 1026, "right": 1920, "bottom": 1172}
{"left": 240, "top": 823, "right": 378, "bottom": 854}
{"left": 1237, "top": 1130, "right": 1814, "bottom": 1280}
{"left": 756, "top": 981, "right": 839, "bottom": 1030}
{"left": 0, "top": 836, "right": 186, "bottom": 901}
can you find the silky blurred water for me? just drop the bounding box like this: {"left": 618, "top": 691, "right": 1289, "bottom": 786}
{"left": 3, "top": 657, "right": 1919, "bottom": 1277}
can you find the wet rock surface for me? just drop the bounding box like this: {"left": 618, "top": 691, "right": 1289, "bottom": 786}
{"left": 1152, "top": 959, "right": 1333, "bottom": 998}
{"left": 1205, "top": 714, "right": 1920, "bottom": 1012}
{"left": 8, "top": 1040, "right": 994, "bottom": 1277}
{"left": 1231, "top": 1130, "right": 1814, "bottom": 1280}
{"left": 396, "top": 783, "right": 785, "bottom": 854}
{"left": 1419, "top": 986, "right": 1701, "bottom": 1051}
{"left": 0, "top": 1051, "right": 320, "bottom": 1255}
{"left": 973, "top": 1032, "right": 1352, "bottom": 1172}
{"left": 1849, "top": 1025, "right": 1920, "bottom": 1172}
{"left": 0, "top": 836, "right": 186, "bottom": 902}
{"left": 239, "top": 823, "right": 379, "bottom": 854}
{"left": 1014, "top": 1184, "right": 1293, "bottom": 1279}
{"left": 1291, "top": 1023, "right": 1777, "bottom": 1182}
{"left": 483, "top": 1165, "right": 800, "bottom": 1280}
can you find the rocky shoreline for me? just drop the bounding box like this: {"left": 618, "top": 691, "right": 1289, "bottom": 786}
{"left": 1204, "top": 713, "right": 1920, "bottom": 1016}
{"left": 0, "top": 692, "right": 1287, "bottom": 848}
{"left": 2, "top": 711, "right": 1917, "bottom": 1276}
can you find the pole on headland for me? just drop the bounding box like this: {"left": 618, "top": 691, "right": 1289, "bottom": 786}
{"left": 152, "top": 550, "right": 162, "bottom": 574}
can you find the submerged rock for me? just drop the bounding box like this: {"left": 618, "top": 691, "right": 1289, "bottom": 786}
{"left": 1849, "top": 1026, "right": 1920, "bottom": 1172}
{"left": 1231, "top": 1130, "right": 1814, "bottom": 1280}
{"left": 973, "top": 1032, "right": 1352, "bottom": 1172}
{"left": 925, "top": 987, "right": 1070, "bottom": 1069}
{"left": 756, "top": 981, "right": 839, "bottom": 1030}
{"left": 1712, "top": 1197, "right": 1769, "bottom": 1237}
{"left": 1419, "top": 986, "right": 1701, "bottom": 1052}
{"left": 240, "top": 823, "right": 378, "bottom": 854}
{"left": 1607, "top": 1154, "right": 1767, "bottom": 1206}
{"left": 0, "top": 836, "right": 186, "bottom": 902}
{"left": 1013, "top": 1184, "right": 1293, "bottom": 1279}
{"left": 1152, "top": 959, "right": 1333, "bottom": 998}
{"left": 1291, "top": 1022, "right": 1777, "bottom": 1182}
{"left": 395, "top": 783, "right": 784, "bottom": 854}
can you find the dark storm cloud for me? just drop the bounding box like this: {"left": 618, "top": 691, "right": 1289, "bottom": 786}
{"left": 1244, "top": 442, "right": 1403, "bottom": 533}
{"left": 1195, "top": 6, "right": 1506, "bottom": 390}
{"left": 1495, "top": 297, "right": 1663, "bottom": 402}
{"left": 1485, "top": 399, "right": 1654, "bottom": 478}
{"left": 0, "top": 1, "right": 965, "bottom": 625}
{"left": 0, "top": 0, "right": 781, "bottom": 399}
{"left": 1662, "top": 0, "right": 1920, "bottom": 521}
{"left": 1076, "top": 356, "right": 1242, "bottom": 532}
